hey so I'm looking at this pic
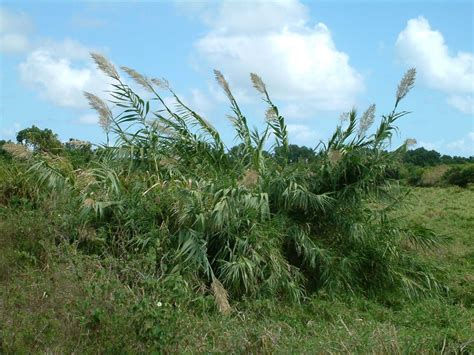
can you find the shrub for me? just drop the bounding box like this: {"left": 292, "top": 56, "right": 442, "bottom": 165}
{"left": 443, "top": 165, "right": 474, "bottom": 187}
{"left": 420, "top": 165, "right": 450, "bottom": 186}
{"left": 19, "top": 56, "right": 442, "bottom": 312}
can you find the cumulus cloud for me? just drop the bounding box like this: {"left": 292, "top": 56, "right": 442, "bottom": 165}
{"left": 19, "top": 43, "right": 111, "bottom": 108}
{"left": 1, "top": 33, "right": 29, "bottom": 53}
{"left": 202, "top": 0, "right": 308, "bottom": 35}
{"left": 0, "top": 7, "right": 110, "bottom": 111}
{"left": 446, "top": 131, "right": 474, "bottom": 155}
{"left": 287, "top": 124, "right": 319, "bottom": 145}
{"left": 193, "top": 0, "right": 363, "bottom": 113}
{"left": 396, "top": 16, "right": 474, "bottom": 114}
{"left": 417, "top": 140, "right": 444, "bottom": 152}
{"left": 78, "top": 113, "right": 99, "bottom": 125}
{"left": 188, "top": 88, "right": 214, "bottom": 118}
{"left": 447, "top": 95, "right": 474, "bottom": 115}
{"left": 0, "top": 8, "right": 33, "bottom": 53}
{"left": 417, "top": 132, "right": 474, "bottom": 156}
{"left": 0, "top": 122, "right": 21, "bottom": 140}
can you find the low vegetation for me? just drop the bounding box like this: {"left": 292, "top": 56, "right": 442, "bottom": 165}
{"left": 1, "top": 55, "right": 472, "bottom": 352}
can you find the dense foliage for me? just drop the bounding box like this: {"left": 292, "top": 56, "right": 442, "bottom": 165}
{"left": 3, "top": 157, "right": 473, "bottom": 353}
{"left": 443, "top": 165, "right": 474, "bottom": 187}
{"left": 16, "top": 125, "right": 63, "bottom": 153}
{"left": 403, "top": 147, "right": 473, "bottom": 167}
{"left": 1, "top": 54, "right": 446, "bottom": 312}
{"left": 3, "top": 55, "right": 474, "bottom": 353}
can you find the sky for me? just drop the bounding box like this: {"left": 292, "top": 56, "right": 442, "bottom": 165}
{"left": 0, "top": 0, "right": 473, "bottom": 156}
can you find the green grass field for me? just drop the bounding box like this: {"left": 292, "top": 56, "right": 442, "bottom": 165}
{"left": 1, "top": 186, "right": 473, "bottom": 353}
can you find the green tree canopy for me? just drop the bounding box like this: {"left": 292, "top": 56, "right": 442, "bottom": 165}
{"left": 403, "top": 147, "right": 441, "bottom": 166}
{"left": 275, "top": 144, "right": 316, "bottom": 163}
{"left": 16, "top": 125, "right": 63, "bottom": 153}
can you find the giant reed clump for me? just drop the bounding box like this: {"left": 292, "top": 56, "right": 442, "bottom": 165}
{"left": 24, "top": 53, "right": 443, "bottom": 311}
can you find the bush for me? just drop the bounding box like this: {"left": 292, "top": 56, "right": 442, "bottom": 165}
{"left": 420, "top": 165, "right": 450, "bottom": 186}
{"left": 401, "top": 165, "right": 424, "bottom": 186}
{"left": 10, "top": 57, "right": 443, "bottom": 315}
{"left": 443, "top": 165, "right": 474, "bottom": 187}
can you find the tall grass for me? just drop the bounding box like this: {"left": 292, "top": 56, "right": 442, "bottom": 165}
{"left": 19, "top": 54, "right": 443, "bottom": 311}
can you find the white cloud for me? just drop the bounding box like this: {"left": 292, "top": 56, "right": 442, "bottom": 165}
{"left": 193, "top": 0, "right": 363, "bottom": 114}
{"left": 161, "top": 88, "right": 215, "bottom": 120}
{"left": 0, "top": 8, "right": 33, "bottom": 33}
{"left": 447, "top": 95, "right": 474, "bottom": 115}
{"left": 446, "top": 131, "right": 474, "bottom": 155}
{"left": 418, "top": 140, "right": 443, "bottom": 152}
{"left": 1, "top": 7, "right": 111, "bottom": 112}
{"left": 188, "top": 88, "right": 214, "bottom": 118}
{"left": 0, "top": 8, "right": 33, "bottom": 53}
{"left": 78, "top": 113, "right": 99, "bottom": 125}
{"left": 19, "top": 46, "right": 111, "bottom": 108}
{"left": 287, "top": 124, "right": 319, "bottom": 145}
{"left": 0, "top": 32, "right": 29, "bottom": 53}
{"left": 418, "top": 132, "right": 474, "bottom": 156}
{"left": 396, "top": 16, "right": 474, "bottom": 114}
{"left": 202, "top": 0, "right": 308, "bottom": 35}
{"left": 0, "top": 122, "right": 21, "bottom": 140}
{"left": 36, "top": 38, "right": 92, "bottom": 61}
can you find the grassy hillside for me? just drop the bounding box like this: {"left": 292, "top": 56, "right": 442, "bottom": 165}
{"left": 1, "top": 186, "right": 472, "bottom": 353}
{"left": 1, "top": 63, "right": 472, "bottom": 353}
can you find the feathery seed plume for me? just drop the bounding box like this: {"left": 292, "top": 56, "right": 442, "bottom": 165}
{"left": 211, "top": 277, "right": 231, "bottom": 315}
{"left": 159, "top": 157, "right": 177, "bottom": 168}
{"left": 76, "top": 170, "right": 95, "bottom": 192}
{"left": 250, "top": 73, "right": 266, "bottom": 94}
{"left": 90, "top": 52, "right": 119, "bottom": 80}
{"left": 239, "top": 169, "right": 259, "bottom": 188}
{"left": 328, "top": 149, "right": 343, "bottom": 165}
{"left": 68, "top": 139, "right": 90, "bottom": 148}
{"left": 214, "top": 70, "right": 232, "bottom": 100}
{"left": 396, "top": 68, "right": 416, "bottom": 103}
{"left": 405, "top": 138, "right": 417, "bottom": 147}
{"left": 358, "top": 104, "right": 376, "bottom": 136}
{"left": 265, "top": 107, "right": 278, "bottom": 121}
{"left": 2, "top": 143, "right": 32, "bottom": 159}
{"left": 339, "top": 111, "right": 350, "bottom": 124}
{"left": 121, "top": 66, "right": 153, "bottom": 93}
{"left": 84, "top": 92, "right": 112, "bottom": 133}
{"left": 151, "top": 77, "right": 169, "bottom": 89}
{"left": 83, "top": 197, "right": 95, "bottom": 209}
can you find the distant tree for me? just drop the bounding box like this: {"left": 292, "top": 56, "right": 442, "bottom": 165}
{"left": 64, "top": 138, "right": 94, "bottom": 167}
{"left": 440, "top": 154, "right": 473, "bottom": 164}
{"left": 228, "top": 143, "right": 246, "bottom": 159}
{"left": 275, "top": 144, "right": 315, "bottom": 163}
{"left": 443, "top": 165, "right": 474, "bottom": 187}
{"left": 440, "top": 154, "right": 453, "bottom": 164}
{"left": 403, "top": 147, "right": 441, "bottom": 166}
{"left": 16, "top": 126, "right": 63, "bottom": 153}
{"left": 228, "top": 143, "right": 270, "bottom": 165}
{"left": 0, "top": 139, "right": 12, "bottom": 159}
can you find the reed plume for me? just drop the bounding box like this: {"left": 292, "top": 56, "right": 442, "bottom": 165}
{"left": 83, "top": 92, "right": 112, "bottom": 133}
{"left": 358, "top": 104, "right": 376, "bottom": 136}
{"left": 90, "top": 52, "right": 120, "bottom": 80}
{"left": 250, "top": 73, "right": 266, "bottom": 94}
{"left": 2, "top": 143, "right": 32, "bottom": 159}
{"left": 214, "top": 70, "right": 232, "bottom": 100}
{"left": 211, "top": 277, "right": 231, "bottom": 315}
{"left": 121, "top": 66, "right": 154, "bottom": 93}
{"left": 396, "top": 68, "right": 416, "bottom": 104}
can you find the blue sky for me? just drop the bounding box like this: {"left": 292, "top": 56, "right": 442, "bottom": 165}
{"left": 1, "top": 0, "right": 473, "bottom": 156}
